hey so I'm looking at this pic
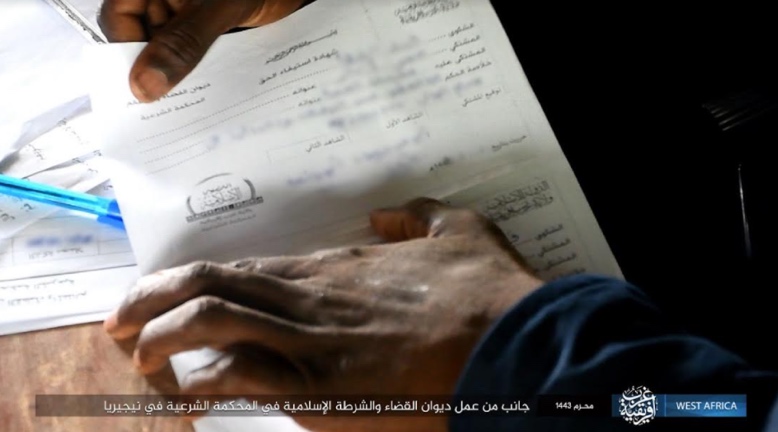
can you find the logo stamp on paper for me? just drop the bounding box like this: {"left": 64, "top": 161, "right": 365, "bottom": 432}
{"left": 186, "top": 173, "right": 263, "bottom": 223}
{"left": 618, "top": 386, "right": 657, "bottom": 426}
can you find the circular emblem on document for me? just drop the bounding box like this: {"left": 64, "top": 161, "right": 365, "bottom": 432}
{"left": 619, "top": 386, "right": 657, "bottom": 426}
{"left": 185, "top": 173, "right": 264, "bottom": 223}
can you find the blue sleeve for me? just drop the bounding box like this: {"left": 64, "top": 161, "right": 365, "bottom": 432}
{"left": 450, "top": 275, "right": 778, "bottom": 432}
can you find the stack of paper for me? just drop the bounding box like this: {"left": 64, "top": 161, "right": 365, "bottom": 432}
{"left": 0, "top": 0, "right": 94, "bottom": 161}
{"left": 0, "top": 0, "right": 137, "bottom": 336}
{"left": 0, "top": 112, "right": 140, "bottom": 335}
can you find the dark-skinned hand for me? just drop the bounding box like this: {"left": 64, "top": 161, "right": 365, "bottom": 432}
{"left": 104, "top": 198, "right": 544, "bottom": 432}
{"left": 98, "top": 0, "right": 306, "bottom": 102}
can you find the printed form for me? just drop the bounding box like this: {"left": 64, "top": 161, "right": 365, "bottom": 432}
{"left": 0, "top": 266, "right": 138, "bottom": 336}
{"left": 88, "top": 0, "right": 621, "bottom": 430}
{"left": 1, "top": 117, "right": 135, "bottom": 281}
{"left": 0, "top": 156, "right": 138, "bottom": 334}
{"left": 1, "top": 181, "right": 135, "bottom": 282}
{"left": 1, "top": 113, "right": 138, "bottom": 334}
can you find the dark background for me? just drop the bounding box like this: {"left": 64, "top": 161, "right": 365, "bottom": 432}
{"left": 490, "top": 4, "right": 775, "bottom": 368}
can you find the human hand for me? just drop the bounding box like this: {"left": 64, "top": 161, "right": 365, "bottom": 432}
{"left": 98, "top": 0, "right": 306, "bottom": 102}
{"left": 103, "top": 198, "right": 543, "bottom": 432}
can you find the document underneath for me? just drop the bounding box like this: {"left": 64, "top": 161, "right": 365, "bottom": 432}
{"left": 88, "top": 0, "right": 621, "bottom": 430}
{"left": 1, "top": 181, "right": 135, "bottom": 282}
{"left": 0, "top": 152, "right": 110, "bottom": 242}
{"left": 44, "top": 0, "right": 106, "bottom": 44}
{"left": 0, "top": 0, "right": 91, "bottom": 162}
{"left": 0, "top": 111, "right": 135, "bottom": 282}
{"left": 0, "top": 265, "right": 138, "bottom": 336}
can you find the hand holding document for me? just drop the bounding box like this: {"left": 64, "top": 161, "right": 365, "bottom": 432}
{"left": 89, "top": 0, "right": 620, "bottom": 430}
{"left": 102, "top": 195, "right": 550, "bottom": 432}
{"left": 94, "top": 0, "right": 305, "bottom": 103}
{"left": 89, "top": 0, "right": 619, "bottom": 278}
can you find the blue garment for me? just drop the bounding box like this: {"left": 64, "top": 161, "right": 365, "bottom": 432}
{"left": 450, "top": 275, "right": 778, "bottom": 431}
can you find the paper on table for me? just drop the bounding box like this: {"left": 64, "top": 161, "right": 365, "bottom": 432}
{"left": 44, "top": 0, "right": 106, "bottom": 44}
{"left": 0, "top": 110, "right": 100, "bottom": 178}
{"left": 0, "top": 265, "right": 138, "bottom": 336}
{"left": 2, "top": 311, "right": 116, "bottom": 336}
{"left": 0, "top": 152, "right": 111, "bottom": 241}
{"left": 0, "top": 181, "right": 135, "bottom": 281}
{"left": 87, "top": 0, "right": 620, "bottom": 428}
{"left": 0, "top": 101, "right": 128, "bottom": 281}
{"left": 0, "top": 0, "right": 90, "bottom": 162}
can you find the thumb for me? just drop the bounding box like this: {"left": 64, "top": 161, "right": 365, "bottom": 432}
{"left": 129, "top": 1, "right": 258, "bottom": 102}
{"left": 369, "top": 197, "right": 493, "bottom": 242}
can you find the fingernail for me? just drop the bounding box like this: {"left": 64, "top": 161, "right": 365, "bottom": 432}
{"left": 132, "top": 67, "right": 169, "bottom": 102}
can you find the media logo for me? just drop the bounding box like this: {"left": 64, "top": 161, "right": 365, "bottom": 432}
{"left": 618, "top": 386, "right": 657, "bottom": 426}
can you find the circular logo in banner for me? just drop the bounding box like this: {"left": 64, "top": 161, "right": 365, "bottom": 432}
{"left": 619, "top": 385, "right": 657, "bottom": 426}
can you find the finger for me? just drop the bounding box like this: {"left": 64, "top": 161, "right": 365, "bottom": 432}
{"left": 369, "top": 197, "right": 495, "bottom": 241}
{"left": 129, "top": 0, "right": 260, "bottom": 102}
{"left": 179, "top": 348, "right": 304, "bottom": 420}
{"left": 104, "top": 260, "right": 316, "bottom": 340}
{"left": 98, "top": 0, "right": 150, "bottom": 42}
{"left": 146, "top": 0, "right": 170, "bottom": 31}
{"left": 133, "top": 296, "right": 326, "bottom": 374}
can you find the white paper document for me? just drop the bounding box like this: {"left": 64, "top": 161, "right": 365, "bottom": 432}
{"left": 0, "top": 153, "right": 111, "bottom": 242}
{"left": 0, "top": 265, "right": 138, "bottom": 336}
{"left": 1, "top": 111, "right": 100, "bottom": 179}
{"left": 0, "top": 109, "right": 129, "bottom": 282}
{"left": 45, "top": 0, "right": 106, "bottom": 44}
{"left": 0, "top": 0, "right": 91, "bottom": 162}
{"left": 88, "top": 0, "right": 621, "bottom": 430}
{"left": 0, "top": 181, "right": 135, "bottom": 281}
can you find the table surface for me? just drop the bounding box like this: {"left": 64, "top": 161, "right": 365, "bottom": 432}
{"left": 0, "top": 323, "right": 193, "bottom": 432}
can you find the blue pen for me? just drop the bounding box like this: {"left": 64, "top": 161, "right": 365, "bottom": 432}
{"left": 0, "top": 174, "right": 125, "bottom": 230}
